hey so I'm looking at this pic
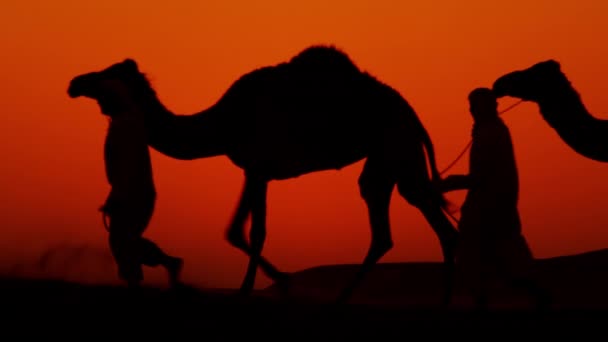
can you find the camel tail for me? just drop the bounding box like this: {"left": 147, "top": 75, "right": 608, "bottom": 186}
{"left": 421, "top": 127, "right": 441, "bottom": 183}
{"left": 99, "top": 206, "right": 111, "bottom": 232}
{"left": 418, "top": 122, "right": 450, "bottom": 210}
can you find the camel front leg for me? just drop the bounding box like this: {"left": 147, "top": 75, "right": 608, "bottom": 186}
{"left": 225, "top": 174, "right": 289, "bottom": 295}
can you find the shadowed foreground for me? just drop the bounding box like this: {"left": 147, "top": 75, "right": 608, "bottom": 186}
{"left": 264, "top": 248, "right": 608, "bottom": 310}
{"left": 2, "top": 249, "right": 608, "bottom": 336}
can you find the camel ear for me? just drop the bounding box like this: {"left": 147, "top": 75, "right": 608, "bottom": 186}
{"left": 123, "top": 58, "right": 139, "bottom": 71}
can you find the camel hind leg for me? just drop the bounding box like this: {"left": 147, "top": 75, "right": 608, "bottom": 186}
{"left": 395, "top": 146, "right": 459, "bottom": 306}
{"left": 336, "top": 153, "right": 396, "bottom": 304}
{"left": 226, "top": 172, "right": 290, "bottom": 296}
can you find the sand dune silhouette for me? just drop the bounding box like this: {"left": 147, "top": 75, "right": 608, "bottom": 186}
{"left": 263, "top": 248, "right": 608, "bottom": 310}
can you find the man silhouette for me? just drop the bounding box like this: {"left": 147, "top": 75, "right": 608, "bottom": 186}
{"left": 100, "top": 101, "right": 183, "bottom": 290}
{"left": 438, "top": 87, "right": 551, "bottom": 311}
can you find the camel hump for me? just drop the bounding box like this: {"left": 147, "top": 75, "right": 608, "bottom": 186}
{"left": 288, "top": 45, "right": 362, "bottom": 75}
{"left": 535, "top": 59, "right": 561, "bottom": 70}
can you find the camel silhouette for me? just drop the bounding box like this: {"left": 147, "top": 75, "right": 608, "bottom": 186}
{"left": 67, "top": 45, "right": 458, "bottom": 304}
{"left": 492, "top": 60, "right": 608, "bottom": 162}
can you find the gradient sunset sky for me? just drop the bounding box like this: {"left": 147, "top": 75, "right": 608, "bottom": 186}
{"left": 2, "top": 0, "right": 607, "bottom": 289}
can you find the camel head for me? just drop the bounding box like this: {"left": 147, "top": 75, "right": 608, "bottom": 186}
{"left": 68, "top": 59, "right": 142, "bottom": 116}
{"left": 492, "top": 60, "right": 564, "bottom": 102}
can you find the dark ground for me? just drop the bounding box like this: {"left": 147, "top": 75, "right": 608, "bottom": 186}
{"left": 2, "top": 276, "right": 606, "bottom": 337}
{"left": 2, "top": 249, "right": 608, "bottom": 338}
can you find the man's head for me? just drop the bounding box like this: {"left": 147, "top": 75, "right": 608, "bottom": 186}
{"left": 468, "top": 87, "right": 498, "bottom": 122}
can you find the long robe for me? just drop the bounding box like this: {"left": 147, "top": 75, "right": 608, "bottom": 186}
{"left": 457, "top": 117, "right": 534, "bottom": 281}
{"left": 101, "top": 114, "right": 156, "bottom": 235}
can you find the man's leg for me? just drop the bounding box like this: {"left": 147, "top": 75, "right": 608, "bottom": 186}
{"left": 109, "top": 231, "right": 143, "bottom": 288}
{"left": 139, "top": 238, "right": 183, "bottom": 288}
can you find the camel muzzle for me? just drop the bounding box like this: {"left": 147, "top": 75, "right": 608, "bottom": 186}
{"left": 68, "top": 80, "right": 85, "bottom": 98}
{"left": 68, "top": 73, "right": 99, "bottom": 98}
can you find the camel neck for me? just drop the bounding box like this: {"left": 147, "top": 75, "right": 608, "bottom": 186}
{"left": 144, "top": 98, "right": 229, "bottom": 160}
{"left": 539, "top": 88, "right": 594, "bottom": 129}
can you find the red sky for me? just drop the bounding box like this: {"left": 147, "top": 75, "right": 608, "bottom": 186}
{"left": 1, "top": 0, "right": 608, "bottom": 289}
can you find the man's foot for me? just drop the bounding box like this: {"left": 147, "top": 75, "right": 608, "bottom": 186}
{"left": 119, "top": 266, "right": 143, "bottom": 290}
{"left": 166, "top": 257, "right": 183, "bottom": 289}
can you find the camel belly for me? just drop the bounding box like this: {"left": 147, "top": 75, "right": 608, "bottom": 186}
{"left": 267, "top": 146, "right": 367, "bottom": 180}
{"left": 228, "top": 130, "right": 370, "bottom": 180}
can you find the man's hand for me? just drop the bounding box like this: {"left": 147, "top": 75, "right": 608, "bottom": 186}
{"left": 437, "top": 174, "right": 471, "bottom": 193}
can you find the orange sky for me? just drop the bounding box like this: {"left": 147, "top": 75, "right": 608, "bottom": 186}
{"left": 1, "top": 0, "right": 608, "bottom": 289}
